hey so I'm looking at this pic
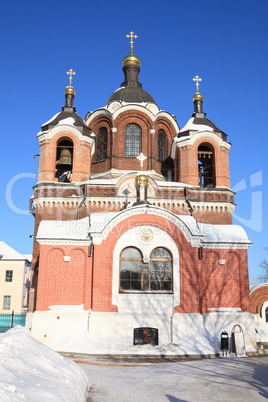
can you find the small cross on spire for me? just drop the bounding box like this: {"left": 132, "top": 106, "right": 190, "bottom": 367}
{"left": 66, "top": 69, "right": 76, "bottom": 86}
{"left": 136, "top": 152, "right": 147, "bottom": 171}
{"left": 126, "top": 31, "right": 138, "bottom": 54}
{"left": 193, "top": 75, "right": 202, "bottom": 92}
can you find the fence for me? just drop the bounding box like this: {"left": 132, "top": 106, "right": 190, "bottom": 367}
{"left": 0, "top": 311, "right": 27, "bottom": 333}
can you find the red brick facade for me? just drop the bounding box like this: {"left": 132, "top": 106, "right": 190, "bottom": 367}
{"left": 35, "top": 213, "right": 250, "bottom": 314}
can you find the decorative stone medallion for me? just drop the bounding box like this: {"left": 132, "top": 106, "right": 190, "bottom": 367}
{"left": 140, "top": 228, "right": 154, "bottom": 243}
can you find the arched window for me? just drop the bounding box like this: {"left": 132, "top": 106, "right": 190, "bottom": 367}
{"left": 124, "top": 124, "right": 141, "bottom": 157}
{"left": 266, "top": 306, "right": 268, "bottom": 323}
{"left": 120, "top": 247, "right": 142, "bottom": 290}
{"left": 150, "top": 248, "right": 172, "bottom": 291}
{"left": 55, "top": 139, "right": 73, "bottom": 182}
{"left": 198, "top": 143, "right": 215, "bottom": 187}
{"left": 96, "top": 127, "right": 107, "bottom": 162}
{"left": 120, "top": 247, "right": 172, "bottom": 292}
{"left": 158, "top": 130, "right": 168, "bottom": 162}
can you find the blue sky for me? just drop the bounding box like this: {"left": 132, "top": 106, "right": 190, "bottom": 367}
{"left": 0, "top": 0, "right": 267, "bottom": 284}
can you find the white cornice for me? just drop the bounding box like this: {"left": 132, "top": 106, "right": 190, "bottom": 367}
{"left": 202, "top": 242, "right": 251, "bottom": 249}
{"left": 37, "top": 239, "right": 90, "bottom": 246}
{"left": 174, "top": 131, "right": 231, "bottom": 149}
{"left": 37, "top": 125, "right": 94, "bottom": 147}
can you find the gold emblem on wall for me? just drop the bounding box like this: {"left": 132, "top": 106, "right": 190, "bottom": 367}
{"left": 140, "top": 229, "right": 154, "bottom": 243}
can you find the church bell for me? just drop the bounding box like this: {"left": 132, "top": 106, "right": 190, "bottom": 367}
{"left": 56, "top": 148, "right": 72, "bottom": 170}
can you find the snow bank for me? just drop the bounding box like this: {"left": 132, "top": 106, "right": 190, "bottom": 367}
{"left": 0, "top": 327, "right": 89, "bottom": 401}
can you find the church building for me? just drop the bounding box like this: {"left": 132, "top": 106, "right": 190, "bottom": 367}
{"left": 27, "top": 33, "right": 256, "bottom": 352}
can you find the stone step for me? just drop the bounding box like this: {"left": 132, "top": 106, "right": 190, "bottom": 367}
{"left": 257, "top": 348, "right": 268, "bottom": 355}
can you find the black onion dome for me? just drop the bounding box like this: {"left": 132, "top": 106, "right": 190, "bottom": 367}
{"left": 41, "top": 86, "right": 91, "bottom": 136}
{"left": 107, "top": 53, "right": 156, "bottom": 105}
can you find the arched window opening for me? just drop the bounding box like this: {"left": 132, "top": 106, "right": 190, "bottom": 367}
{"left": 158, "top": 130, "right": 168, "bottom": 162}
{"left": 124, "top": 124, "right": 141, "bottom": 157}
{"left": 150, "top": 248, "right": 172, "bottom": 291}
{"left": 120, "top": 247, "right": 142, "bottom": 290}
{"left": 198, "top": 144, "right": 215, "bottom": 188}
{"left": 120, "top": 246, "right": 172, "bottom": 292}
{"left": 55, "top": 139, "right": 73, "bottom": 182}
{"left": 96, "top": 127, "right": 108, "bottom": 162}
{"left": 266, "top": 306, "right": 268, "bottom": 323}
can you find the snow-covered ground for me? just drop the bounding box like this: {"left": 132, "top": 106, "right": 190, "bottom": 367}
{"left": 44, "top": 327, "right": 220, "bottom": 356}
{"left": 0, "top": 327, "right": 89, "bottom": 401}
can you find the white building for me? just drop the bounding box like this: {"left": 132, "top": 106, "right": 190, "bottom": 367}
{"left": 0, "top": 241, "right": 31, "bottom": 313}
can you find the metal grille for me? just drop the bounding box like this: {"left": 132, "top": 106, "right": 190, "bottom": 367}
{"left": 0, "top": 311, "right": 27, "bottom": 333}
{"left": 124, "top": 124, "right": 141, "bottom": 157}
{"left": 97, "top": 127, "right": 108, "bottom": 161}
{"left": 158, "top": 130, "right": 167, "bottom": 162}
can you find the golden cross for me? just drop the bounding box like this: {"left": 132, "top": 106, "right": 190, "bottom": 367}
{"left": 66, "top": 69, "right": 76, "bottom": 86}
{"left": 126, "top": 31, "right": 138, "bottom": 54}
{"left": 193, "top": 75, "right": 202, "bottom": 92}
{"left": 136, "top": 152, "right": 147, "bottom": 170}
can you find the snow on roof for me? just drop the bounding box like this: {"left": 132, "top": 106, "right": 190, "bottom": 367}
{"left": 0, "top": 241, "right": 28, "bottom": 261}
{"left": 200, "top": 223, "right": 251, "bottom": 244}
{"left": 155, "top": 180, "right": 190, "bottom": 188}
{"left": 36, "top": 213, "right": 250, "bottom": 245}
{"left": 37, "top": 217, "right": 90, "bottom": 240}
{"left": 41, "top": 112, "right": 60, "bottom": 127}
{"left": 57, "top": 116, "right": 75, "bottom": 125}
{"left": 23, "top": 254, "right": 32, "bottom": 262}
{"left": 179, "top": 117, "right": 214, "bottom": 133}
{"left": 0, "top": 326, "right": 89, "bottom": 401}
{"left": 90, "top": 212, "right": 118, "bottom": 232}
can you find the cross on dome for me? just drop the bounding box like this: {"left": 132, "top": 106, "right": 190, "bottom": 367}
{"left": 192, "top": 75, "right": 202, "bottom": 92}
{"left": 66, "top": 69, "right": 76, "bottom": 86}
{"left": 126, "top": 31, "right": 138, "bottom": 54}
{"left": 136, "top": 152, "right": 147, "bottom": 170}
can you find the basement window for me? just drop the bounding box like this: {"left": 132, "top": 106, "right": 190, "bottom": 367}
{"left": 134, "top": 327, "right": 158, "bottom": 345}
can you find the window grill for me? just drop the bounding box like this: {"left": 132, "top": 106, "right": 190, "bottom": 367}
{"left": 124, "top": 124, "right": 141, "bottom": 157}
{"left": 158, "top": 130, "right": 168, "bottom": 162}
{"left": 96, "top": 127, "right": 108, "bottom": 161}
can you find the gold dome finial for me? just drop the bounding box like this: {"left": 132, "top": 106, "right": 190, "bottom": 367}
{"left": 65, "top": 69, "right": 76, "bottom": 95}
{"left": 123, "top": 31, "right": 141, "bottom": 68}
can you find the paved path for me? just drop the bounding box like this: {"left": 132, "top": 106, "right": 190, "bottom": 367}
{"left": 74, "top": 355, "right": 268, "bottom": 401}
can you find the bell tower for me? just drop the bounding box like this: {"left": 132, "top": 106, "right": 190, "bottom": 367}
{"left": 29, "top": 71, "right": 95, "bottom": 310}
{"left": 172, "top": 75, "right": 234, "bottom": 224}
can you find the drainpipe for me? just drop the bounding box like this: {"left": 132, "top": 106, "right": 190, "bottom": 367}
{"left": 77, "top": 183, "right": 87, "bottom": 219}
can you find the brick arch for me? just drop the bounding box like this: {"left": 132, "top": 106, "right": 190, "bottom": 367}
{"left": 91, "top": 213, "right": 198, "bottom": 312}
{"left": 250, "top": 284, "right": 268, "bottom": 314}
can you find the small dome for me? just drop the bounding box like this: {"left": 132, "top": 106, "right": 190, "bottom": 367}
{"left": 65, "top": 86, "right": 76, "bottom": 95}
{"left": 135, "top": 174, "right": 149, "bottom": 186}
{"left": 192, "top": 92, "right": 204, "bottom": 101}
{"left": 122, "top": 54, "right": 141, "bottom": 68}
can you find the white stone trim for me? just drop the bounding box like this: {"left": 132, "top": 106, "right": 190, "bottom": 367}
{"left": 202, "top": 242, "right": 251, "bottom": 250}
{"left": 91, "top": 205, "right": 202, "bottom": 246}
{"left": 175, "top": 131, "right": 231, "bottom": 149}
{"left": 37, "top": 124, "right": 94, "bottom": 146}
{"left": 112, "top": 226, "right": 180, "bottom": 311}
{"left": 37, "top": 239, "right": 90, "bottom": 246}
